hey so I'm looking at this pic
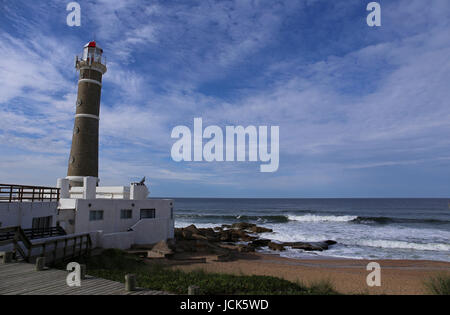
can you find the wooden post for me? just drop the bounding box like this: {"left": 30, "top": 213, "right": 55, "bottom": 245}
{"left": 63, "top": 238, "right": 68, "bottom": 260}
{"left": 125, "top": 274, "right": 136, "bottom": 292}
{"left": 2, "top": 252, "right": 13, "bottom": 264}
{"left": 188, "top": 285, "right": 200, "bottom": 295}
{"left": 85, "top": 237, "right": 90, "bottom": 255}
{"left": 42, "top": 243, "right": 46, "bottom": 258}
{"left": 80, "top": 264, "right": 87, "bottom": 280}
{"left": 52, "top": 241, "right": 58, "bottom": 263}
{"left": 72, "top": 237, "right": 77, "bottom": 258}
{"left": 36, "top": 257, "right": 46, "bottom": 271}
{"left": 79, "top": 235, "right": 83, "bottom": 256}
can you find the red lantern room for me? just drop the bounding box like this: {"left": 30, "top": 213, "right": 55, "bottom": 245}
{"left": 82, "top": 41, "right": 104, "bottom": 64}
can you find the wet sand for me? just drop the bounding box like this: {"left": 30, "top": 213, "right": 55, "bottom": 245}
{"left": 169, "top": 252, "right": 450, "bottom": 295}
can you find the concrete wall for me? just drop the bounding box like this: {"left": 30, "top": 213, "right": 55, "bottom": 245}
{"left": 98, "top": 231, "right": 135, "bottom": 250}
{"left": 61, "top": 198, "right": 174, "bottom": 249}
{"left": 131, "top": 218, "right": 175, "bottom": 245}
{"left": 0, "top": 198, "right": 174, "bottom": 250}
{"left": 0, "top": 202, "right": 58, "bottom": 229}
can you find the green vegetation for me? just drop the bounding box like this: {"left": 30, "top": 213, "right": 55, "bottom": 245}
{"left": 425, "top": 274, "right": 450, "bottom": 295}
{"left": 70, "top": 249, "right": 339, "bottom": 295}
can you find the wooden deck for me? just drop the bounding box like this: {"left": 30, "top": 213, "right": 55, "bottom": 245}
{"left": 0, "top": 262, "right": 169, "bottom": 295}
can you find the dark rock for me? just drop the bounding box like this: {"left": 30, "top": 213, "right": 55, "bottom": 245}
{"left": 219, "top": 230, "right": 233, "bottom": 242}
{"left": 292, "top": 243, "right": 324, "bottom": 251}
{"left": 231, "top": 222, "right": 256, "bottom": 230}
{"left": 282, "top": 240, "right": 337, "bottom": 251}
{"left": 249, "top": 226, "right": 273, "bottom": 233}
{"left": 191, "top": 233, "right": 208, "bottom": 241}
{"left": 312, "top": 242, "right": 329, "bottom": 250}
{"left": 148, "top": 240, "right": 174, "bottom": 258}
{"left": 237, "top": 244, "right": 256, "bottom": 253}
{"left": 241, "top": 235, "right": 258, "bottom": 242}
{"left": 250, "top": 239, "right": 271, "bottom": 248}
{"left": 215, "top": 253, "right": 232, "bottom": 262}
{"left": 175, "top": 224, "right": 335, "bottom": 256}
{"left": 232, "top": 229, "right": 250, "bottom": 238}
{"left": 182, "top": 230, "right": 194, "bottom": 240}
{"left": 268, "top": 242, "right": 285, "bottom": 251}
{"left": 184, "top": 225, "right": 200, "bottom": 234}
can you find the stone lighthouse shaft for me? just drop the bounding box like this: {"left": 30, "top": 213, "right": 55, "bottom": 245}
{"left": 67, "top": 41, "right": 107, "bottom": 187}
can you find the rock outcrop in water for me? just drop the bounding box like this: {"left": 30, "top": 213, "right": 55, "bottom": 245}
{"left": 149, "top": 223, "right": 338, "bottom": 257}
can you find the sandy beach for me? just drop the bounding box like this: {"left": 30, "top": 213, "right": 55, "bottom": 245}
{"left": 168, "top": 252, "right": 450, "bottom": 295}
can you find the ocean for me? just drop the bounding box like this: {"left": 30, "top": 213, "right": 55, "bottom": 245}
{"left": 173, "top": 198, "right": 450, "bottom": 262}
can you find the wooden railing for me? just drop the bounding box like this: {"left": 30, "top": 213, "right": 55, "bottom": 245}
{"left": 0, "top": 226, "right": 66, "bottom": 242}
{"left": 0, "top": 184, "right": 60, "bottom": 203}
{"left": 0, "top": 226, "right": 91, "bottom": 264}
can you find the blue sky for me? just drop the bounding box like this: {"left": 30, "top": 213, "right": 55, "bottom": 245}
{"left": 0, "top": 0, "right": 450, "bottom": 198}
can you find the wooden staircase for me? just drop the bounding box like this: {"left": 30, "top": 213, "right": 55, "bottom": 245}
{"left": 0, "top": 226, "right": 91, "bottom": 265}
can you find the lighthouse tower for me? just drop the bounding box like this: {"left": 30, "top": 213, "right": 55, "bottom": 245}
{"left": 67, "top": 41, "right": 107, "bottom": 187}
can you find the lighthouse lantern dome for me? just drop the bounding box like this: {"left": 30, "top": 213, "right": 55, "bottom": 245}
{"left": 82, "top": 41, "right": 104, "bottom": 64}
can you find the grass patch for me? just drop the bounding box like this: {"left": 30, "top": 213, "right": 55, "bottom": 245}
{"left": 69, "top": 249, "right": 339, "bottom": 295}
{"left": 425, "top": 274, "right": 450, "bottom": 295}
{"left": 307, "top": 279, "right": 338, "bottom": 295}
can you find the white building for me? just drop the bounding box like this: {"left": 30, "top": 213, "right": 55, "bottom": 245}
{"left": 0, "top": 178, "right": 175, "bottom": 250}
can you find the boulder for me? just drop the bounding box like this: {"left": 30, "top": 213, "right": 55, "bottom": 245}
{"left": 231, "top": 222, "right": 256, "bottom": 230}
{"left": 183, "top": 230, "right": 194, "bottom": 239}
{"left": 219, "top": 230, "right": 233, "bottom": 242}
{"left": 174, "top": 229, "right": 184, "bottom": 240}
{"left": 292, "top": 243, "right": 324, "bottom": 251}
{"left": 237, "top": 244, "right": 256, "bottom": 253}
{"left": 175, "top": 224, "right": 336, "bottom": 255}
{"left": 148, "top": 240, "right": 174, "bottom": 258}
{"left": 249, "top": 226, "right": 273, "bottom": 234}
{"left": 184, "top": 225, "right": 200, "bottom": 234}
{"left": 215, "top": 253, "right": 232, "bottom": 262}
{"left": 232, "top": 229, "right": 249, "bottom": 238}
{"left": 241, "top": 235, "right": 258, "bottom": 242}
{"left": 191, "top": 233, "right": 208, "bottom": 241}
{"left": 250, "top": 239, "right": 271, "bottom": 248}
{"left": 268, "top": 242, "right": 285, "bottom": 251}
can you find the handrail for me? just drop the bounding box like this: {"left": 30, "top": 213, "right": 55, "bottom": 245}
{"left": 0, "top": 226, "right": 91, "bottom": 264}
{"left": 0, "top": 227, "right": 66, "bottom": 241}
{"left": 0, "top": 184, "right": 60, "bottom": 203}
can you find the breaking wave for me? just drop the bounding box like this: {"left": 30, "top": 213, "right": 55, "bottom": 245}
{"left": 176, "top": 214, "right": 290, "bottom": 223}
{"left": 347, "top": 239, "right": 450, "bottom": 252}
{"left": 178, "top": 213, "right": 450, "bottom": 226}
{"left": 287, "top": 214, "right": 357, "bottom": 222}
{"left": 350, "top": 216, "right": 450, "bottom": 225}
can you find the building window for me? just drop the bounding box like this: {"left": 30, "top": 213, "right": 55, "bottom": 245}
{"left": 140, "top": 209, "right": 156, "bottom": 220}
{"left": 120, "top": 209, "right": 133, "bottom": 219}
{"left": 32, "top": 216, "right": 52, "bottom": 230}
{"left": 89, "top": 210, "right": 104, "bottom": 221}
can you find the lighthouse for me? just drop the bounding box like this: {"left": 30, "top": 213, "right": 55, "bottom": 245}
{"left": 67, "top": 41, "right": 107, "bottom": 187}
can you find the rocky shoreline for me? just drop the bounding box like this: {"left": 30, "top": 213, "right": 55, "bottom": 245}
{"left": 147, "top": 222, "right": 337, "bottom": 259}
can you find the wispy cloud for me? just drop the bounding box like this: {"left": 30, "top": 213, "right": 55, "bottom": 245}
{"left": 1, "top": 0, "right": 450, "bottom": 197}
